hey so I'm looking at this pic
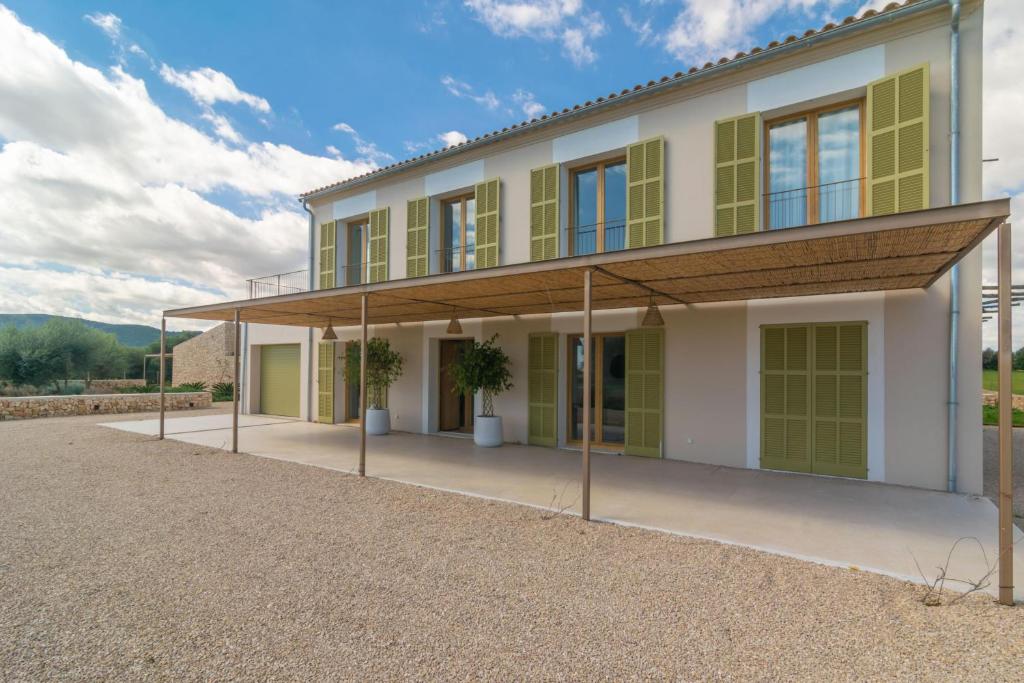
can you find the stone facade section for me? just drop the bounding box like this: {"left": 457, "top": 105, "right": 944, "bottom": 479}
{"left": 982, "top": 390, "right": 1024, "bottom": 412}
{"left": 172, "top": 323, "right": 235, "bottom": 387}
{"left": 0, "top": 392, "right": 211, "bottom": 420}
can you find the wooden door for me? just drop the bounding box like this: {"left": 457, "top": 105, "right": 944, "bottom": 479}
{"left": 439, "top": 339, "right": 473, "bottom": 432}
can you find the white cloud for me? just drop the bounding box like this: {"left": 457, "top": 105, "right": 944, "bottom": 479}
{"left": 441, "top": 75, "right": 502, "bottom": 110}
{"left": 159, "top": 64, "right": 271, "bottom": 113}
{"left": 463, "top": 0, "right": 605, "bottom": 66}
{"left": 83, "top": 12, "right": 121, "bottom": 39}
{"left": 513, "top": 89, "right": 546, "bottom": 119}
{"left": 332, "top": 122, "right": 394, "bottom": 164}
{"left": 619, "top": 7, "right": 653, "bottom": 45}
{"left": 438, "top": 130, "right": 469, "bottom": 147}
{"left": 0, "top": 5, "right": 375, "bottom": 325}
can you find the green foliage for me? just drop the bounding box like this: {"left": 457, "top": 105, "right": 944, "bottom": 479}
{"left": 982, "top": 347, "right": 997, "bottom": 371}
{"left": 345, "top": 338, "right": 404, "bottom": 409}
{"left": 981, "top": 369, "right": 1024, "bottom": 396}
{"left": 116, "top": 385, "right": 205, "bottom": 394}
{"left": 449, "top": 334, "right": 513, "bottom": 417}
{"left": 982, "top": 404, "right": 1024, "bottom": 427}
{"left": 176, "top": 381, "right": 208, "bottom": 392}
{"left": 212, "top": 382, "right": 234, "bottom": 402}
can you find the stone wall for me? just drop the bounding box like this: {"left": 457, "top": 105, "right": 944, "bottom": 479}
{"left": 981, "top": 390, "right": 1024, "bottom": 412}
{"left": 85, "top": 378, "right": 147, "bottom": 393}
{"left": 172, "top": 323, "right": 235, "bottom": 387}
{"left": 0, "top": 392, "right": 211, "bottom": 420}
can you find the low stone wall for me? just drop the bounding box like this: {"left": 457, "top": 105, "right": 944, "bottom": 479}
{"left": 981, "top": 390, "right": 1024, "bottom": 411}
{"left": 0, "top": 392, "right": 211, "bottom": 420}
{"left": 85, "top": 379, "right": 147, "bottom": 394}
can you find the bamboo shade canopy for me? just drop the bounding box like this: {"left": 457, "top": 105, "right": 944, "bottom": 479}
{"left": 166, "top": 199, "right": 1010, "bottom": 327}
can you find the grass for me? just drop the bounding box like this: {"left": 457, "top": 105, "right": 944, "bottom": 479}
{"left": 981, "top": 369, "right": 1024, "bottom": 395}
{"left": 982, "top": 403, "right": 1024, "bottom": 426}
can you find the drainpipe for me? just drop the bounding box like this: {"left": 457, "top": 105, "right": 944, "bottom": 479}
{"left": 947, "top": 0, "right": 961, "bottom": 492}
{"left": 303, "top": 199, "right": 316, "bottom": 423}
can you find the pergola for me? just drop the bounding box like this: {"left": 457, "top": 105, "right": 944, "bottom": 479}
{"left": 162, "top": 198, "right": 1016, "bottom": 605}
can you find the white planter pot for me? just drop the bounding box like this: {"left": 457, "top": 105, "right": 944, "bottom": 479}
{"left": 474, "top": 415, "right": 503, "bottom": 447}
{"left": 365, "top": 408, "right": 391, "bottom": 435}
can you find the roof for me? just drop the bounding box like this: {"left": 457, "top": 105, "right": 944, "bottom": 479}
{"left": 167, "top": 199, "right": 1010, "bottom": 327}
{"left": 299, "top": 0, "right": 945, "bottom": 201}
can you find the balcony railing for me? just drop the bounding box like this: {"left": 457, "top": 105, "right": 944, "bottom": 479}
{"left": 569, "top": 220, "right": 626, "bottom": 256}
{"left": 437, "top": 246, "right": 476, "bottom": 273}
{"left": 766, "top": 177, "right": 864, "bottom": 230}
{"left": 339, "top": 262, "right": 369, "bottom": 286}
{"left": 246, "top": 269, "right": 309, "bottom": 299}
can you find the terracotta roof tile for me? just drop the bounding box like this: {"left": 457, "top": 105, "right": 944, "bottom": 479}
{"left": 300, "top": 0, "right": 928, "bottom": 199}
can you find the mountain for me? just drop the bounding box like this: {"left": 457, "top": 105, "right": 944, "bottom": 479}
{"left": 0, "top": 314, "right": 163, "bottom": 347}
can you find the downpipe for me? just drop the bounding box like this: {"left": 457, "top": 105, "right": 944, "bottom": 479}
{"left": 303, "top": 199, "right": 316, "bottom": 423}
{"left": 947, "top": 0, "right": 961, "bottom": 493}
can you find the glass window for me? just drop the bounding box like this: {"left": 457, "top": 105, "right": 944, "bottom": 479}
{"left": 571, "top": 158, "right": 627, "bottom": 255}
{"left": 346, "top": 221, "right": 365, "bottom": 285}
{"left": 441, "top": 194, "right": 475, "bottom": 273}
{"left": 569, "top": 333, "right": 626, "bottom": 445}
{"left": 817, "top": 105, "right": 860, "bottom": 223}
{"left": 766, "top": 102, "right": 863, "bottom": 230}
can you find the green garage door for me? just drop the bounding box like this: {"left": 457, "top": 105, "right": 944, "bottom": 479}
{"left": 260, "top": 344, "right": 301, "bottom": 417}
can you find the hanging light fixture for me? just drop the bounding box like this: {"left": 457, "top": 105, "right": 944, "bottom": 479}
{"left": 446, "top": 308, "right": 463, "bottom": 335}
{"left": 641, "top": 296, "right": 664, "bottom": 327}
{"left": 322, "top": 319, "right": 338, "bottom": 341}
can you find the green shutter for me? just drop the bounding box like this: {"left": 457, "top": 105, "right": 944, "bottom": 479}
{"left": 318, "top": 341, "right": 334, "bottom": 423}
{"left": 626, "top": 136, "right": 664, "bottom": 248}
{"left": 318, "top": 221, "right": 336, "bottom": 290}
{"left": 528, "top": 333, "right": 558, "bottom": 447}
{"left": 760, "top": 325, "right": 811, "bottom": 473}
{"left": 406, "top": 197, "right": 428, "bottom": 278}
{"left": 475, "top": 177, "right": 500, "bottom": 269}
{"left": 625, "top": 328, "right": 663, "bottom": 458}
{"left": 867, "top": 63, "right": 929, "bottom": 215}
{"left": 530, "top": 164, "right": 559, "bottom": 261}
{"left": 368, "top": 207, "right": 389, "bottom": 283}
{"left": 811, "top": 323, "right": 867, "bottom": 478}
{"left": 714, "top": 113, "right": 761, "bottom": 236}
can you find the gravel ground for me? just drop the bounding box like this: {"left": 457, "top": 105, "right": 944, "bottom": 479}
{"left": 1, "top": 414, "right": 1022, "bottom": 681}
{"left": 982, "top": 425, "right": 1024, "bottom": 521}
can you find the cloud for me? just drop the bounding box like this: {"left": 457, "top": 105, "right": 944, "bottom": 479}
{"left": 159, "top": 64, "right": 271, "bottom": 113}
{"left": 403, "top": 130, "right": 470, "bottom": 154}
{"left": 513, "top": 89, "right": 546, "bottom": 119}
{"left": 619, "top": 7, "right": 653, "bottom": 45}
{"left": 438, "top": 130, "right": 469, "bottom": 147}
{"left": 332, "top": 122, "right": 394, "bottom": 164}
{"left": 441, "top": 75, "right": 502, "bottom": 110}
{"left": 0, "top": 5, "right": 375, "bottom": 326}
{"left": 83, "top": 12, "right": 122, "bottom": 39}
{"left": 463, "top": 0, "right": 605, "bottom": 66}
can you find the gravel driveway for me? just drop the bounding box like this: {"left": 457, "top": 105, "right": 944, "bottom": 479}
{"left": 1, "top": 414, "right": 1021, "bottom": 681}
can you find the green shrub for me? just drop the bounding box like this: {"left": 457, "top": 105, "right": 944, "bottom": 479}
{"left": 450, "top": 334, "right": 513, "bottom": 417}
{"left": 212, "top": 382, "right": 233, "bottom": 402}
{"left": 176, "top": 381, "right": 207, "bottom": 392}
{"left": 345, "top": 338, "right": 403, "bottom": 410}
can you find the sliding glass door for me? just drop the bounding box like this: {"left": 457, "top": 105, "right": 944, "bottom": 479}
{"left": 568, "top": 333, "right": 626, "bottom": 446}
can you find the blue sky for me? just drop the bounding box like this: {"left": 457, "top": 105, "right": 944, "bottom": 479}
{"left": 0, "top": 0, "right": 1021, "bottom": 345}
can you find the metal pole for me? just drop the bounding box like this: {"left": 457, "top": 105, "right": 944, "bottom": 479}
{"left": 232, "top": 309, "right": 241, "bottom": 454}
{"left": 158, "top": 318, "right": 166, "bottom": 440}
{"left": 997, "top": 223, "right": 1014, "bottom": 606}
{"left": 359, "top": 294, "right": 368, "bottom": 477}
{"left": 582, "top": 269, "right": 592, "bottom": 521}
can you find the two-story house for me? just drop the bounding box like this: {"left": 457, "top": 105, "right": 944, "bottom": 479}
{"left": 169, "top": 0, "right": 1007, "bottom": 499}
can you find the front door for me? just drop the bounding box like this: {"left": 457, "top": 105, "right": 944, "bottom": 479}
{"left": 439, "top": 339, "right": 474, "bottom": 432}
{"left": 568, "top": 333, "right": 627, "bottom": 448}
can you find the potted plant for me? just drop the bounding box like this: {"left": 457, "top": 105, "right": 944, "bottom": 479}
{"left": 345, "top": 337, "right": 403, "bottom": 435}
{"left": 450, "top": 334, "right": 513, "bottom": 447}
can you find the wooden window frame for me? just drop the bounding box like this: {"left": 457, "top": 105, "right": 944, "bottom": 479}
{"left": 763, "top": 99, "right": 866, "bottom": 229}
{"left": 565, "top": 331, "right": 626, "bottom": 450}
{"left": 567, "top": 156, "right": 626, "bottom": 256}
{"left": 439, "top": 192, "right": 476, "bottom": 273}
{"left": 346, "top": 218, "right": 368, "bottom": 285}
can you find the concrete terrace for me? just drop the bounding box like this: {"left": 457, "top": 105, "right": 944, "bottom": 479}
{"left": 104, "top": 414, "right": 1023, "bottom": 600}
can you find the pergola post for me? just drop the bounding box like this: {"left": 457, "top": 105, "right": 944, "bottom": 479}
{"left": 158, "top": 317, "right": 166, "bottom": 440}
{"left": 998, "top": 222, "right": 1014, "bottom": 606}
{"left": 359, "top": 293, "right": 368, "bottom": 477}
{"left": 232, "top": 308, "right": 241, "bottom": 454}
{"left": 582, "top": 269, "right": 592, "bottom": 521}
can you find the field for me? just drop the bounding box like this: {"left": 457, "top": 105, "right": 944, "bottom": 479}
{"left": 982, "top": 369, "right": 1024, "bottom": 395}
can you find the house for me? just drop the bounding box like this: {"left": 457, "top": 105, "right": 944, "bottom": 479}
{"left": 170, "top": 0, "right": 1002, "bottom": 497}
{"left": 170, "top": 322, "right": 235, "bottom": 388}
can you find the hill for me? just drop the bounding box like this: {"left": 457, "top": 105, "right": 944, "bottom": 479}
{"left": 0, "top": 314, "right": 163, "bottom": 347}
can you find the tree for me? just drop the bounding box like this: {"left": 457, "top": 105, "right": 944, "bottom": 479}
{"left": 449, "top": 335, "right": 513, "bottom": 417}
{"left": 1013, "top": 346, "right": 1024, "bottom": 371}
{"left": 982, "top": 347, "right": 998, "bottom": 370}
{"left": 345, "top": 338, "right": 403, "bottom": 409}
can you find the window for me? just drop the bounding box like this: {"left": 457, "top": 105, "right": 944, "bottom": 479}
{"left": 766, "top": 102, "right": 864, "bottom": 230}
{"left": 345, "top": 219, "right": 369, "bottom": 285}
{"left": 440, "top": 193, "right": 476, "bottom": 273}
{"left": 569, "top": 158, "right": 626, "bottom": 255}
{"left": 568, "top": 333, "right": 626, "bottom": 446}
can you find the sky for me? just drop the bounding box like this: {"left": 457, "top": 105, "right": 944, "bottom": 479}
{"left": 0, "top": 0, "right": 1021, "bottom": 344}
